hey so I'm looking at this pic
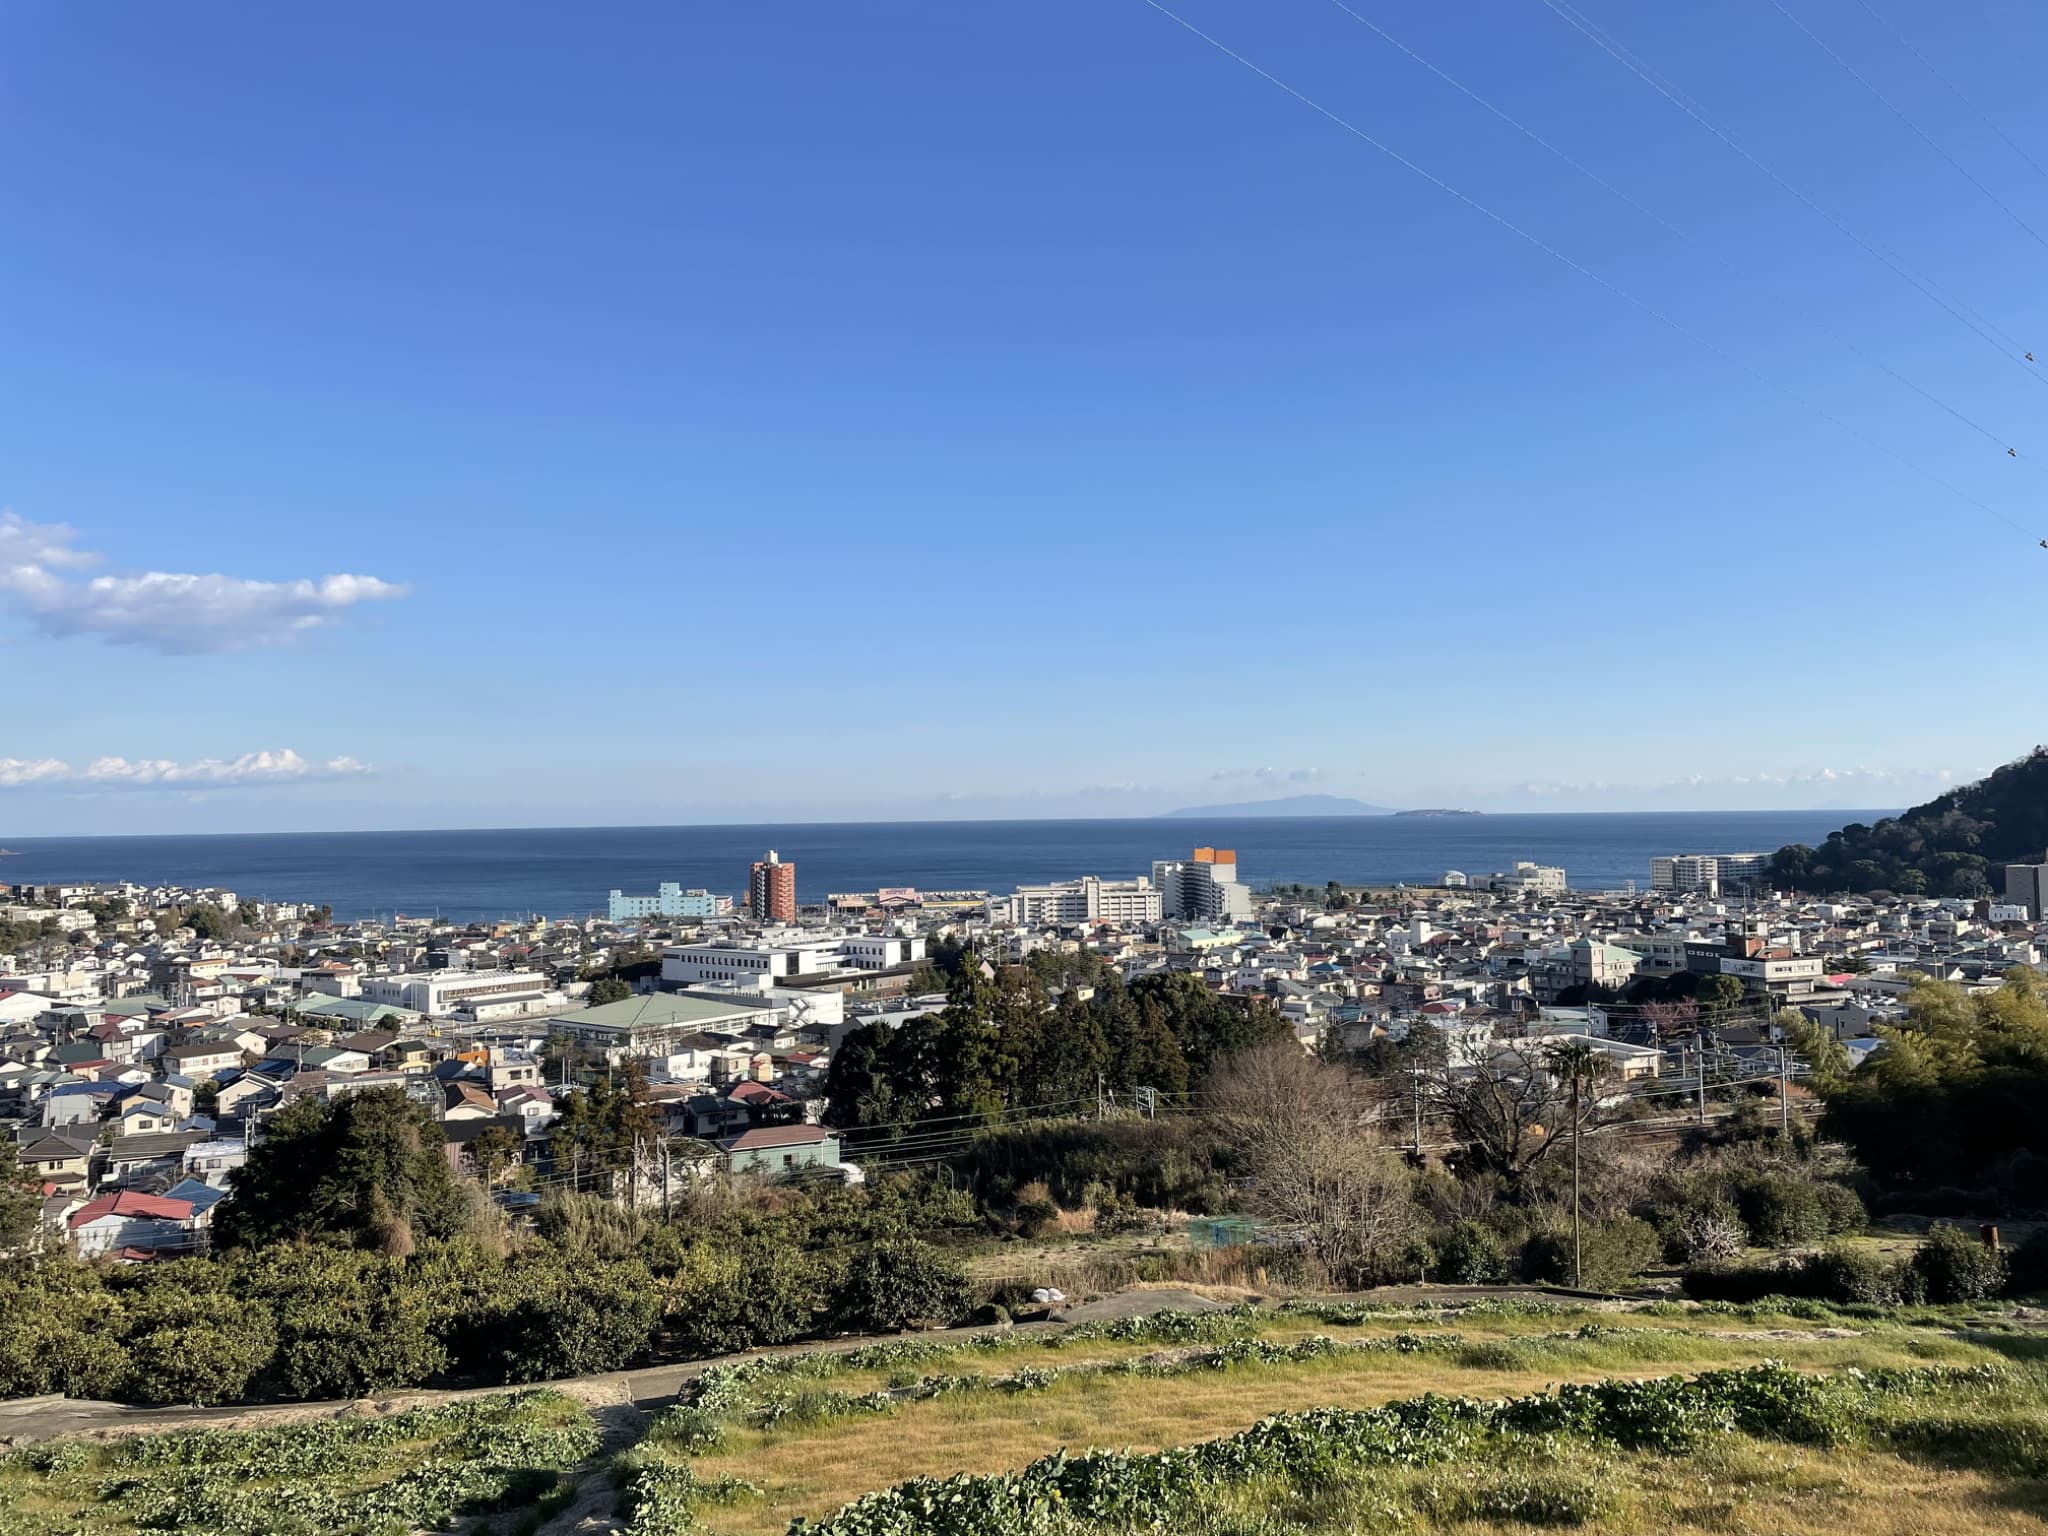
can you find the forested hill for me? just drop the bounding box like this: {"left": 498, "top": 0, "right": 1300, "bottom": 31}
{"left": 1771, "top": 747, "right": 2048, "bottom": 897}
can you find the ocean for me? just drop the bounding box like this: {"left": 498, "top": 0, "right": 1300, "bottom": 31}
{"left": 0, "top": 811, "right": 1876, "bottom": 923}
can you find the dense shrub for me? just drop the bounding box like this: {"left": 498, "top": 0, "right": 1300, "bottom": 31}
{"left": 1434, "top": 1221, "right": 1508, "bottom": 1284}
{"left": 1012, "top": 1196, "right": 1059, "bottom": 1239}
{"left": 833, "top": 1240, "right": 976, "bottom": 1333}
{"left": 2006, "top": 1228, "right": 2048, "bottom": 1295}
{"left": 664, "top": 1247, "right": 825, "bottom": 1359}
{"left": 1683, "top": 1243, "right": 1912, "bottom": 1307}
{"left": 1797, "top": 1244, "right": 1906, "bottom": 1306}
{"left": 1814, "top": 1181, "right": 1867, "bottom": 1235}
{"left": 1681, "top": 1260, "right": 1803, "bottom": 1304}
{"left": 951, "top": 1120, "right": 1228, "bottom": 1213}
{"left": 483, "top": 1258, "right": 664, "bottom": 1383}
{"left": 117, "top": 1283, "right": 278, "bottom": 1406}
{"left": 1729, "top": 1171, "right": 1832, "bottom": 1247}
{"left": 1520, "top": 1218, "right": 1660, "bottom": 1291}
{"left": 1911, "top": 1223, "right": 2009, "bottom": 1304}
{"left": 0, "top": 1175, "right": 1004, "bottom": 1408}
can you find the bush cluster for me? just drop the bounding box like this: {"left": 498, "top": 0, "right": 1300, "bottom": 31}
{"left": 0, "top": 1180, "right": 981, "bottom": 1408}
{"left": 1685, "top": 1223, "right": 2013, "bottom": 1306}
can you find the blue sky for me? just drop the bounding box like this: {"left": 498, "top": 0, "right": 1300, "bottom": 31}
{"left": 4, "top": 0, "right": 2045, "bottom": 834}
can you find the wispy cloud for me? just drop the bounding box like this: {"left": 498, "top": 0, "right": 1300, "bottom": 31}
{"left": 0, "top": 750, "right": 374, "bottom": 790}
{"left": 0, "top": 511, "right": 408, "bottom": 654}
{"left": 1210, "top": 766, "right": 1327, "bottom": 784}
{"left": 1515, "top": 766, "right": 1958, "bottom": 798}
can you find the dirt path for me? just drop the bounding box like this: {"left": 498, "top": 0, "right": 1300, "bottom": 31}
{"left": 0, "top": 1284, "right": 1624, "bottom": 1447}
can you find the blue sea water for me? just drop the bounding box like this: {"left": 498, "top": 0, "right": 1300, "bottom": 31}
{"left": 0, "top": 811, "right": 1879, "bottom": 923}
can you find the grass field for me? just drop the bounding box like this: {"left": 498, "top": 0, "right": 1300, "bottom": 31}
{"left": 6, "top": 1299, "right": 2048, "bottom": 1536}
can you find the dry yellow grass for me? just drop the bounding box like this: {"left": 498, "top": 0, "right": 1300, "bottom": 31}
{"left": 676, "top": 1312, "right": 2016, "bottom": 1536}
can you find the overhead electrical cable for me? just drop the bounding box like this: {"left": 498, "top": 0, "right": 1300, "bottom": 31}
{"left": 1319, "top": 0, "right": 2043, "bottom": 468}
{"left": 1534, "top": 0, "right": 2041, "bottom": 375}
{"left": 1850, "top": 0, "right": 2048, "bottom": 185}
{"left": 1761, "top": 0, "right": 2048, "bottom": 253}
{"left": 1133, "top": 0, "right": 2039, "bottom": 540}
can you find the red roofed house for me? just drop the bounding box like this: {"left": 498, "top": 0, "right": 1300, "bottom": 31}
{"left": 68, "top": 1191, "right": 198, "bottom": 1259}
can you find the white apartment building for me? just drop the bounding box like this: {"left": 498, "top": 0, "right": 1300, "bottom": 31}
{"left": 360, "top": 969, "right": 550, "bottom": 1016}
{"left": 1651, "top": 852, "right": 1770, "bottom": 898}
{"left": 1152, "top": 849, "right": 1254, "bottom": 923}
{"left": 660, "top": 932, "right": 924, "bottom": 993}
{"left": 1006, "top": 875, "right": 1162, "bottom": 927}
{"left": 1477, "top": 862, "right": 1568, "bottom": 897}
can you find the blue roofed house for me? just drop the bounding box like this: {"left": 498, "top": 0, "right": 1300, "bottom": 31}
{"left": 163, "top": 1178, "right": 229, "bottom": 1223}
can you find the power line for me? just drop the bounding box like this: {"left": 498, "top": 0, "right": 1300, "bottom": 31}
{"left": 1760, "top": 0, "right": 2048, "bottom": 254}
{"left": 1318, "top": 0, "right": 2043, "bottom": 467}
{"left": 1534, "top": 0, "right": 2039, "bottom": 369}
{"left": 1850, "top": 0, "right": 2048, "bottom": 185}
{"left": 1135, "top": 0, "right": 2040, "bottom": 541}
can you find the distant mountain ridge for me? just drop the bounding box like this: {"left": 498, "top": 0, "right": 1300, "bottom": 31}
{"left": 1159, "top": 794, "right": 1396, "bottom": 819}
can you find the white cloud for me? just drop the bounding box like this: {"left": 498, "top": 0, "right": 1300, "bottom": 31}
{"left": 0, "top": 510, "right": 408, "bottom": 653}
{"left": 0, "top": 758, "right": 71, "bottom": 787}
{"left": 0, "top": 750, "right": 374, "bottom": 790}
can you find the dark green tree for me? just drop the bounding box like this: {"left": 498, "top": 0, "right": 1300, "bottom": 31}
{"left": 214, "top": 1088, "right": 468, "bottom": 1250}
{"left": 0, "top": 1142, "right": 39, "bottom": 1252}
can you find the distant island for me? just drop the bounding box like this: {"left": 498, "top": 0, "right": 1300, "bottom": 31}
{"left": 1393, "top": 808, "right": 1480, "bottom": 818}
{"left": 1159, "top": 794, "right": 1396, "bottom": 819}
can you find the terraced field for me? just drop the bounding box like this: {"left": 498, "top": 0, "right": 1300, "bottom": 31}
{"left": 6, "top": 1297, "right": 2048, "bottom": 1536}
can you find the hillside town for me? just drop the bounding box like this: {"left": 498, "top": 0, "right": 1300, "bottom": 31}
{"left": 2, "top": 841, "right": 2036, "bottom": 1262}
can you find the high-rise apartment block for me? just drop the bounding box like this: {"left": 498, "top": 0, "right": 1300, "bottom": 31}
{"left": 1153, "top": 847, "right": 1254, "bottom": 923}
{"left": 2005, "top": 853, "right": 2048, "bottom": 919}
{"left": 748, "top": 850, "right": 797, "bottom": 923}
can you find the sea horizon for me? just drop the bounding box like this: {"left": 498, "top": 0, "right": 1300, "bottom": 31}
{"left": 0, "top": 809, "right": 1891, "bottom": 923}
{"left": 0, "top": 804, "right": 1895, "bottom": 844}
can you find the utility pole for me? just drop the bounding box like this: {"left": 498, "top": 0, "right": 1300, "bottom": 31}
{"left": 1695, "top": 1033, "right": 1708, "bottom": 1124}
{"left": 1411, "top": 1069, "right": 1423, "bottom": 1155}
{"left": 1778, "top": 1045, "right": 1791, "bottom": 1136}
{"left": 1570, "top": 1060, "right": 1583, "bottom": 1289}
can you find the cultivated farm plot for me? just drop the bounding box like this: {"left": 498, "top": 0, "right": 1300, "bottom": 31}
{"left": 7, "top": 1301, "right": 2048, "bottom": 1536}
{"left": 0, "top": 1390, "right": 594, "bottom": 1536}
{"left": 614, "top": 1299, "right": 2048, "bottom": 1536}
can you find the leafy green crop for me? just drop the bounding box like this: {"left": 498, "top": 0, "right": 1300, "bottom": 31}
{"left": 789, "top": 1363, "right": 2006, "bottom": 1536}
{"left": 0, "top": 1391, "right": 596, "bottom": 1536}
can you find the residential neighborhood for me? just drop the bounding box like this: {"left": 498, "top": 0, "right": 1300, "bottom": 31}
{"left": 1, "top": 843, "right": 2028, "bottom": 1261}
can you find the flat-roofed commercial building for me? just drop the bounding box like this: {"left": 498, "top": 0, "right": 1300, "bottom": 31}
{"left": 361, "top": 969, "right": 550, "bottom": 1017}
{"left": 1007, "top": 875, "right": 1162, "bottom": 926}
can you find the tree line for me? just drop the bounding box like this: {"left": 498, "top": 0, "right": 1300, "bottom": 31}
{"left": 1770, "top": 745, "right": 2048, "bottom": 897}
{"left": 822, "top": 955, "right": 1292, "bottom": 1132}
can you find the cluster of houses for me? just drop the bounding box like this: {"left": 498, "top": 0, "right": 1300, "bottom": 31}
{"left": 6, "top": 865, "right": 2037, "bottom": 1259}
